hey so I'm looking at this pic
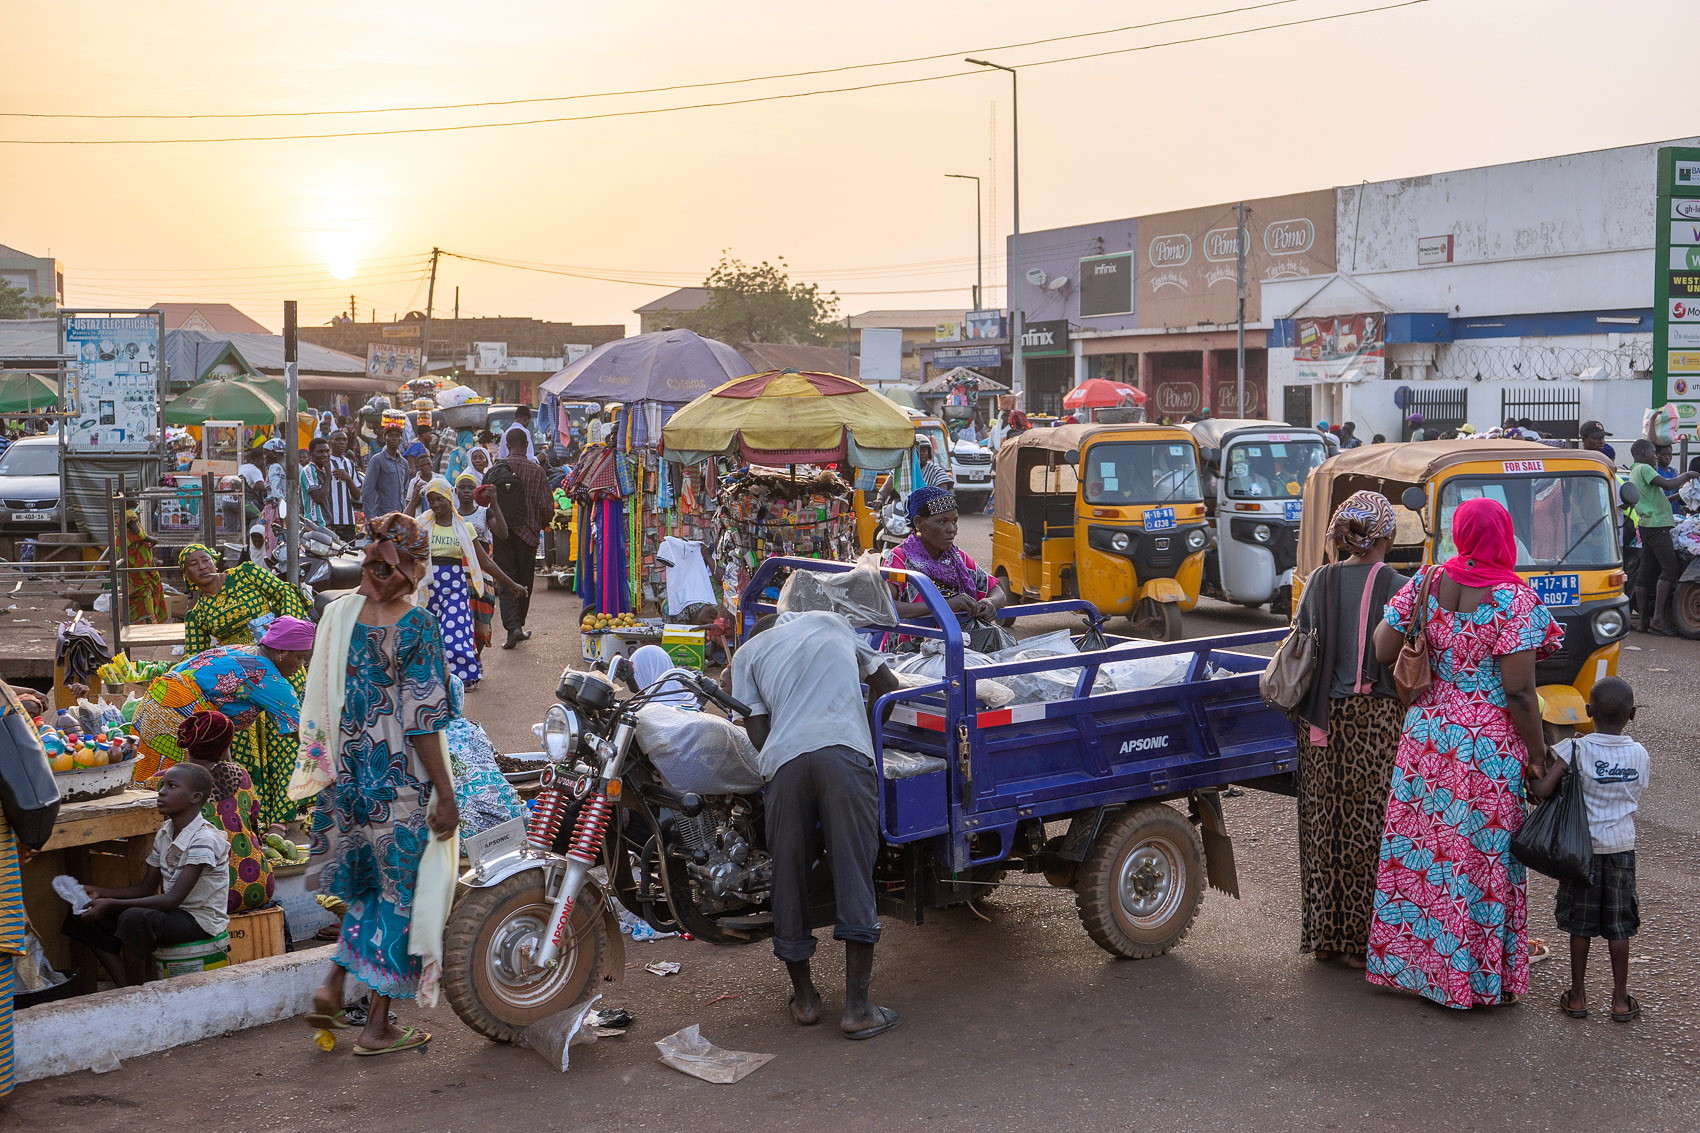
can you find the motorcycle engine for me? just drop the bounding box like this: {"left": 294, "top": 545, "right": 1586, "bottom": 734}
{"left": 673, "top": 799, "right": 771, "bottom": 913}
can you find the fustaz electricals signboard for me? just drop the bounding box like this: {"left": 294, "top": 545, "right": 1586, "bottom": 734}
{"left": 1078, "top": 252, "right": 1134, "bottom": 317}
{"left": 1656, "top": 146, "right": 1700, "bottom": 441}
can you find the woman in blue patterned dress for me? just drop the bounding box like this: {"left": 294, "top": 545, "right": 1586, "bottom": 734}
{"left": 301, "top": 514, "right": 459, "bottom": 1055}
{"left": 417, "top": 476, "right": 524, "bottom": 690}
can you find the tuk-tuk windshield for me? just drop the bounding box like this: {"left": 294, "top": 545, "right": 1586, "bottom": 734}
{"left": 917, "top": 423, "right": 950, "bottom": 469}
{"left": 1438, "top": 474, "right": 1619, "bottom": 569}
{"left": 1081, "top": 441, "right": 1201, "bottom": 505}
{"left": 1223, "top": 438, "right": 1327, "bottom": 500}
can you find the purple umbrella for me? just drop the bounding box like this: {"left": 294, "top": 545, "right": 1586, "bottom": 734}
{"left": 540, "top": 329, "right": 754, "bottom": 404}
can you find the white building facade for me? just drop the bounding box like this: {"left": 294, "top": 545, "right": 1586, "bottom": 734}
{"left": 1262, "top": 139, "right": 1697, "bottom": 446}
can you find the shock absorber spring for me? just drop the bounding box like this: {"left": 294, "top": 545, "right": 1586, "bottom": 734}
{"left": 564, "top": 793, "right": 614, "bottom": 865}
{"left": 525, "top": 787, "right": 570, "bottom": 853}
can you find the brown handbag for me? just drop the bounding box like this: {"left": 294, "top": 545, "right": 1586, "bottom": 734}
{"left": 1392, "top": 568, "right": 1437, "bottom": 705}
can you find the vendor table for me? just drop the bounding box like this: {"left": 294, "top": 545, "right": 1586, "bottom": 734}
{"left": 21, "top": 788, "right": 164, "bottom": 993}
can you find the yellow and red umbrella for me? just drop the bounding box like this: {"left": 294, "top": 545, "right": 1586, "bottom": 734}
{"left": 662, "top": 369, "right": 915, "bottom": 468}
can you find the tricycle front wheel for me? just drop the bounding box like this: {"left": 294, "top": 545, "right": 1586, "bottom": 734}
{"left": 1075, "top": 803, "right": 1204, "bottom": 959}
{"left": 1129, "top": 597, "right": 1183, "bottom": 641}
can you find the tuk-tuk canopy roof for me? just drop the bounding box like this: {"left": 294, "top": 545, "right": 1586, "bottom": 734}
{"left": 1186, "top": 418, "right": 1326, "bottom": 461}
{"left": 995, "top": 422, "right": 1197, "bottom": 511}
{"left": 1297, "top": 439, "right": 1616, "bottom": 576}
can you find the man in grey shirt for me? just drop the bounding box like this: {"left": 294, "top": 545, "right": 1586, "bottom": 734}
{"left": 732, "top": 610, "right": 902, "bottom": 1039}
{"left": 361, "top": 424, "right": 410, "bottom": 517}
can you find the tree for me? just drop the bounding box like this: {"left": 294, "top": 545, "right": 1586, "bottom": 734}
{"left": 0, "top": 278, "right": 54, "bottom": 319}
{"left": 662, "top": 252, "right": 839, "bottom": 345}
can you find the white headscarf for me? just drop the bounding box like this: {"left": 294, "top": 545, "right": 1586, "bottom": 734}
{"left": 629, "top": 644, "right": 698, "bottom": 709}
{"left": 468, "top": 445, "right": 492, "bottom": 480}
{"left": 417, "top": 475, "right": 486, "bottom": 603}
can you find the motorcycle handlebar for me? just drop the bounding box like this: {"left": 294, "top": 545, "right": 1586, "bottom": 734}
{"left": 691, "top": 674, "right": 751, "bottom": 718}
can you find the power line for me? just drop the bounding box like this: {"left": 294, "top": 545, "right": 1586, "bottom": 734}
{"left": 4, "top": 1, "right": 1303, "bottom": 122}
{"left": 0, "top": 2, "right": 1431, "bottom": 145}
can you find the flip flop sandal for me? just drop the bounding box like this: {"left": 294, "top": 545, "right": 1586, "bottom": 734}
{"left": 353, "top": 1025, "right": 431, "bottom": 1056}
{"left": 1611, "top": 995, "right": 1642, "bottom": 1023}
{"left": 1529, "top": 939, "right": 1552, "bottom": 964}
{"left": 844, "top": 1005, "right": 902, "bottom": 1041}
{"left": 305, "top": 1006, "right": 356, "bottom": 1030}
{"left": 1558, "top": 991, "right": 1588, "bottom": 1019}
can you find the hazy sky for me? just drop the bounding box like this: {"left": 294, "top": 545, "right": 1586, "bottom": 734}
{"left": 4, "top": 0, "right": 1697, "bottom": 335}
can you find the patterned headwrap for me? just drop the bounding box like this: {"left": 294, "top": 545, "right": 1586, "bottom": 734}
{"left": 906, "top": 485, "right": 959, "bottom": 525}
{"left": 359, "top": 512, "right": 430, "bottom": 602}
{"left": 176, "top": 709, "right": 234, "bottom": 762}
{"left": 403, "top": 441, "right": 430, "bottom": 459}
{"left": 454, "top": 471, "right": 480, "bottom": 490}
{"left": 1326, "top": 490, "right": 1397, "bottom": 558}
{"left": 176, "top": 542, "right": 219, "bottom": 589}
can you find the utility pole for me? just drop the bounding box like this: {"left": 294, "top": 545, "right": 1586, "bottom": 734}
{"left": 349, "top": 293, "right": 356, "bottom": 323}
{"left": 968, "top": 59, "right": 1021, "bottom": 409}
{"left": 283, "top": 300, "right": 301, "bottom": 586}
{"left": 1235, "top": 201, "right": 1247, "bottom": 417}
{"left": 448, "top": 286, "right": 461, "bottom": 382}
{"left": 946, "top": 173, "right": 983, "bottom": 312}
{"left": 420, "top": 246, "right": 441, "bottom": 383}
{"left": 843, "top": 315, "right": 852, "bottom": 381}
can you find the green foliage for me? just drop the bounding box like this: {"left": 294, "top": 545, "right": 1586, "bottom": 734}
{"left": 662, "top": 252, "right": 839, "bottom": 345}
{"left": 0, "top": 278, "right": 53, "bottom": 319}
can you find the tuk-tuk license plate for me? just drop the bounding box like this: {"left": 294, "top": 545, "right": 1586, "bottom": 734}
{"left": 465, "top": 815, "right": 527, "bottom": 870}
{"left": 1531, "top": 574, "right": 1580, "bottom": 607}
{"left": 1146, "top": 507, "right": 1176, "bottom": 532}
{"left": 1283, "top": 500, "right": 1302, "bottom": 523}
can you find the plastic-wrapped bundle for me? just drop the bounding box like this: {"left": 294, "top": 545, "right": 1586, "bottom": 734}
{"left": 1680, "top": 478, "right": 1700, "bottom": 513}
{"left": 882, "top": 750, "right": 947, "bottom": 779}
{"left": 777, "top": 564, "right": 898, "bottom": 628}
{"left": 1100, "top": 654, "right": 1192, "bottom": 690}
{"left": 1673, "top": 515, "right": 1700, "bottom": 559}
{"left": 635, "top": 705, "right": 764, "bottom": 794}
{"left": 436, "top": 384, "right": 478, "bottom": 408}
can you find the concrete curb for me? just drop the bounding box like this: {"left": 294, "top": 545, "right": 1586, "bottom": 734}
{"left": 13, "top": 949, "right": 338, "bottom": 1084}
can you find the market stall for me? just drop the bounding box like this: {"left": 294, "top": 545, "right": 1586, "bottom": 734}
{"left": 661, "top": 369, "right": 915, "bottom": 622}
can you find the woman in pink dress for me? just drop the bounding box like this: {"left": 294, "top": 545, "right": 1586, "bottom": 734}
{"left": 1365, "top": 497, "right": 1561, "bottom": 1009}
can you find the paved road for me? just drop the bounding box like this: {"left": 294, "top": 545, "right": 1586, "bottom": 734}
{"left": 13, "top": 515, "right": 1698, "bottom": 1130}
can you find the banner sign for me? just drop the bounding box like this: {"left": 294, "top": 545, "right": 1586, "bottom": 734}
{"left": 472, "top": 341, "right": 509, "bottom": 375}
{"left": 933, "top": 345, "right": 1001, "bottom": 366}
{"left": 1018, "top": 319, "right": 1069, "bottom": 358}
{"left": 367, "top": 343, "right": 422, "bottom": 381}
{"left": 964, "top": 310, "right": 1005, "bottom": 340}
{"left": 58, "top": 311, "right": 165, "bottom": 453}
{"left": 934, "top": 321, "right": 961, "bottom": 343}
{"left": 1292, "top": 313, "right": 1385, "bottom": 383}
{"left": 1078, "top": 252, "right": 1135, "bottom": 317}
{"left": 1655, "top": 146, "right": 1700, "bottom": 439}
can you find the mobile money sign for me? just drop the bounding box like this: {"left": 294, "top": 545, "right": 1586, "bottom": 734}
{"left": 1656, "top": 146, "right": 1700, "bottom": 440}
{"left": 58, "top": 311, "right": 166, "bottom": 454}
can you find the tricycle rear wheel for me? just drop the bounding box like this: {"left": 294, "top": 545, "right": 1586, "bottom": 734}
{"left": 1075, "top": 803, "right": 1204, "bottom": 959}
{"left": 1673, "top": 581, "right": 1700, "bottom": 640}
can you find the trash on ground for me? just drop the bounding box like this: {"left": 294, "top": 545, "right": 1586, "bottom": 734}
{"left": 646, "top": 960, "right": 682, "bottom": 976}
{"left": 655, "top": 1023, "right": 775, "bottom": 1084}
{"left": 522, "top": 994, "right": 603, "bottom": 1072}
{"left": 589, "top": 1006, "right": 635, "bottom": 1033}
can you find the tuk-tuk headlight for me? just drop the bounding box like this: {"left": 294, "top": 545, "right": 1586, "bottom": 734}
{"left": 1186, "top": 528, "right": 1208, "bottom": 550}
{"left": 1111, "top": 532, "right": 1131, "bottom": 552}
{"left": 1593, "top": 608, "right": 1627, "bottom": 642}
{"left": 1252, "top": 524, "right": 1272, "bottom": 544}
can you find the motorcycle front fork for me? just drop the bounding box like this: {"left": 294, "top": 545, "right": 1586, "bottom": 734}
{"left": 528, "top": 718, "right": 632, "bottom": 970}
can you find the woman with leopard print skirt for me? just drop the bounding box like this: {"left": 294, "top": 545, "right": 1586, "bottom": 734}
{"left": 1291, "top": 491, "right": 1406, "bottom": 968}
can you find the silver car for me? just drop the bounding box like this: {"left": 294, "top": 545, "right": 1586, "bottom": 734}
{"left": 0, "top": 436, "right": 61, "bottom": 529}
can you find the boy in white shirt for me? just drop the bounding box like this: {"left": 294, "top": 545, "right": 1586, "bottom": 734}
{"left": 1530, "top": 677, "right": 1648, "bottom": 1023}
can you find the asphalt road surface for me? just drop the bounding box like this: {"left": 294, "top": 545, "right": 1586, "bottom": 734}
{"left": 12, "top": 514, "right": 1697, "bottom": 1131}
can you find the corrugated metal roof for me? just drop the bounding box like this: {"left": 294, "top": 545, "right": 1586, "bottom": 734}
{"left": 634, "top": 287, "right": 713, "bottom": 314}
{"left": 847, "top": 309, "right": 965, "bottom": 329}
{"left": 149, "top": 302, "right": 272, "bottom": 334}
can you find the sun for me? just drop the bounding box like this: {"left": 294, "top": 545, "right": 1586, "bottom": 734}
{"left": 328, "top": 257, "right": 356, "bottom": 280}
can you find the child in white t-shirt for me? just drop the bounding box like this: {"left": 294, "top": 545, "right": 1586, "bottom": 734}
{"left": 1530, "top": 677, "right": 1648, "bottom": 1023}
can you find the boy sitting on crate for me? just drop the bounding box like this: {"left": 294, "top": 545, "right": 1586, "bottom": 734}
{"left": 63, "top": 763, "right": 230, "bottom": 986}
{"left": 1528, "top": 677, "right": 1649, "bottom": 1023}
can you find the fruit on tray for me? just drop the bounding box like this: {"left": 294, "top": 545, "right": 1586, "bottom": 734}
{"left": 579, "top": 611, "right": 641, "bottom": 633}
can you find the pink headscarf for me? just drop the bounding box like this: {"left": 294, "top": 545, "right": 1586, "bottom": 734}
{"left": 1441, "top": 497, "right": 1524, "bottom": 589}
{"left": 259, "top": 615, "right": 317, "bottom": 652}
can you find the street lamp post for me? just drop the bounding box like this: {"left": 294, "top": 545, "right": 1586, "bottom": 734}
{"left": 944, "top": 173, "right": 982, "bottom": 310}
{"left": 967, "top": 57, "right": 1021, "bottom": 409}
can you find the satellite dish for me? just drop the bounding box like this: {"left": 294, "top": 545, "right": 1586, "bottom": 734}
{"left": 1046, "top": 276, "right": 1070, "bottom": 292}
{"left": 1025, "top": 268, "right": 1048, "bottom": 287}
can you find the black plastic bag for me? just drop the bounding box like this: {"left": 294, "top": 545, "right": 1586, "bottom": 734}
{"left": 1510, "top": 759, "right": 1594, "bottom": 887}
{"left": 965, "top": 617, "right": 1016, "bottom": 654}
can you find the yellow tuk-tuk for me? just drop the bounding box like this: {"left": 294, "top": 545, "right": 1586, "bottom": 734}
{"left": 991, "top": 423, "right": 1208, "bottom": 640}
{"left": 1296, "top": 440, "right": 1635, "bottom": 734}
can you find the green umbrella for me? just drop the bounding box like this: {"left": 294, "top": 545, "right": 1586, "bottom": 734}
{"left": 164, "top": 377, "right": 285, "bottom": 426}
{"left": 0, "top": 372, "right": 60, "bottom": 413}
{"left": 881, "top": 385, "right": 926, "bottom": 412}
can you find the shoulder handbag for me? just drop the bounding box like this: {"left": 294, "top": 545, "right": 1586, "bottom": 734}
{"left": 1392, "top": 568, "right": 1436, "bottom": 706}
{"left": 1260, "top": 564, "right": 1331, "bottom": 713}
{"left": 0, "top": 681, "right": 61, "bottom": 849}
{"left": 1510, "top": 743, "right": 1596, "bottom": 886}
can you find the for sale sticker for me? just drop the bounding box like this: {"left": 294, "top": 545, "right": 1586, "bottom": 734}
{"left": 1145, "top": 506, "right": 1176, "bottom": 532}
{"left": 1530, "top": 574, "right": 1580, "bottom": 608}
{"left": 1502, "top": 460, "right": 1545, "bottom": 474}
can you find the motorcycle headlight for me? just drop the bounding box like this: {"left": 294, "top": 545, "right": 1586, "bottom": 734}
{"left": 1110, "top": 532, "right": 1131, "bottom": 552}
{"left": 1253, "top": 524, "right": 1272, "bottom": 544}
{"left": 542, "top": 704, "right": 580, "bottom": 762}
{"left": 1592, "top": 607, "right": 1626, "bottom": 642}
{"left": 1186, "top": 528, "right": 1208, "bottom": 550}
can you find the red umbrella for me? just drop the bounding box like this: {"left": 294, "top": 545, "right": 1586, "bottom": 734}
{"left": 1063, "top": 378, "right": 1148, "bottom": 410}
